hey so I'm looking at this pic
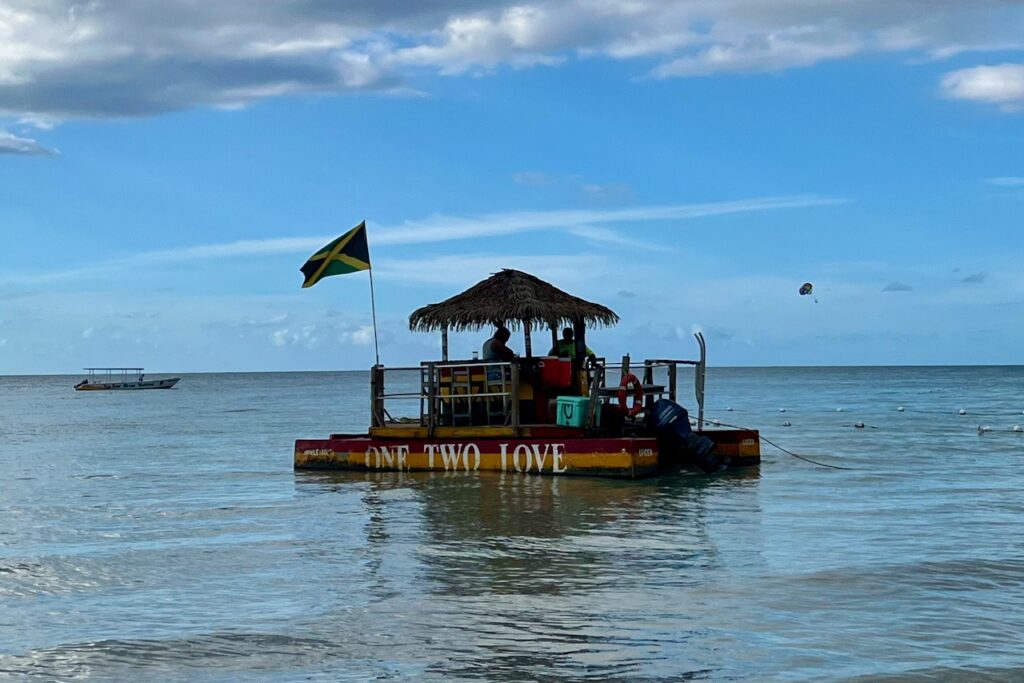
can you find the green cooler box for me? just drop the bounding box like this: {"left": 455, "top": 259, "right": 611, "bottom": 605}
{"left": 556, "top": 396, "right": 597, "bottom": 428}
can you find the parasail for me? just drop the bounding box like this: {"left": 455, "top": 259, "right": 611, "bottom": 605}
{"left": 798, "top": 282, "right": 818, "bottom": 303}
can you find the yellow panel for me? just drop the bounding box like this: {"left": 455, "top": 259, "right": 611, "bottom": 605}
{"left": 433, "top": 426, "right": 517, "bottom": 438}
{"left": 294, "top": 447, "right": 353, "bottom": 468}
{"left": 368, "top": 425, "right": 519, "bottom": 439}
{"left": 359, "top": 445, "right": 644, "bottom": 475}
{"left": 370, "top": 426, "right": 429, "bottom": 438}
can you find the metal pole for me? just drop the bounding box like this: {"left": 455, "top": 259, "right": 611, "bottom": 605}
{"left": 370, "top": 364, "right": 380, "bottom": 427}
{"left": 573, "top": 318, "right": 586, "bottom": 394}
{"left": 368, "top": 266, "right": 381, "bottom": 367}
{"left": 510, "top": 362, "right": 520, "bottom": 433}
{"left": 695, "top": 332, "right": 706, "bottom": 430}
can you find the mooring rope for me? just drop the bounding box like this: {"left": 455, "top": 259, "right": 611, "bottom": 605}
{"left": 699, "top": 417, "right": 856, "bottom": 471}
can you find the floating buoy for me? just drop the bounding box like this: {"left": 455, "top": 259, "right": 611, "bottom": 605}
{"left": 836, "top": 408, "right": 844, "bottom": 412}
{"left": 854, "top": 422, "right": 865, "bottom": 429}
{"left": 726, "top": 407, "right": 734, "bottom": 412}
{"left": 710, "top": 419, "right": 720, "bottom": 426}
{"left": 1013, "top": 425, "right": 1023, "bottom": 432}
{"left": 782, "top": 421, "right": 792, "bottom": 427}
{"left": 978, "top": 425, "right": 991, "bottom": 434}
{"left": 779, "top": 408, "right": 786, "bottom": 413}
{"left": 958, "top": 409, "right": 967, "bottom": 415}
{"left": 897, "top": 406, "right": 905, "bottom": 412}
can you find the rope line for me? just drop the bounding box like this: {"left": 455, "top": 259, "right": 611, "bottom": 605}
{"left": 699, "top": 417, "right": 856, "bottom": 471}
{"left": 760, "top": 434, "right": 855, "bottom": 470}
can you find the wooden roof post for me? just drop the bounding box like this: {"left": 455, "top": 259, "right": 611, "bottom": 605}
{"left": 550, "top": 325, "right": 559, "bottom": 355}
{"left": 441, "top": 327, "right": 449, "bottom": 361}
{"left": 524, "top": 319, "right": 533, "bottom": 358}
{"left": 573, "top": 318, "right": 586, "bottom": 363}
{"left": 572, "top": 317, "right": 586, "bottom": 394}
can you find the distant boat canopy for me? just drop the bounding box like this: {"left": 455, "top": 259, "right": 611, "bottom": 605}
{"left": 74, "top": 368, "right": 179, "bottom": 391}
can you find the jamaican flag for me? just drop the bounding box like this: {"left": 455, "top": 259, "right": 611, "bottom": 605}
{"left": 300, "top": 221, "right": 371, "bottom": 288}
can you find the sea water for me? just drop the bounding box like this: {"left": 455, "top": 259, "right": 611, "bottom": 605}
{"left": 1, "top": 367, "right": 1022, "bottom": 681}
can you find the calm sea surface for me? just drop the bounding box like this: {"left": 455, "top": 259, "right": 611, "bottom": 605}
{"left": 2, "top": 367, "right": 1023, "bottom": 681}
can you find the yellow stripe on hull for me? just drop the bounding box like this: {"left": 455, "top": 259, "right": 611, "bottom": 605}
{"left": 296, "top": 437, "right": 660, "bottom": 478}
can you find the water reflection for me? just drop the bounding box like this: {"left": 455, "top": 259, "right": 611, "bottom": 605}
{"left": 296, "top": 470, "right": 763, "bottom": 679}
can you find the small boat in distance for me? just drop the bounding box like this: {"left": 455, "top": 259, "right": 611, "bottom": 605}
{"left": 74, "top": 368, "right": 180, "bottom": 391}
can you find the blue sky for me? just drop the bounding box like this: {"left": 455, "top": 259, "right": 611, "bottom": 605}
{"left": 1, "top": 1, "right": 1023, "bottom": 373}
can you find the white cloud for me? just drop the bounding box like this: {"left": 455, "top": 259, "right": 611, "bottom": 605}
{"left": 0, "top": 130, "right": 55, "bottom": 155}
{"left": 512, "top": 171, "right": 633, "bottom": 201}
{"left": 984, "top": 177, "right": 1024, "bottom": 186}
{"left": 8, "top": 194, "right": 844, "bottom": 284}
{"left": 270, "top": 323, "right": 320, "bottom": 348}
{"left": 941, "top": 63, "right": 1024, "bottom": 109}
{"left": 377, "top": 252, "right": 610, "bottom": 286}
{"left": 269, "top": 329, "right": 294, "bottom": 347}
{"left": 652, "top": 27, "right": 861, "bottom": 78}
{"left": 0, "top": 1, "right": 1021, "bottom": 123}
{"left": 373, "top": 194, "right": 846, "bottom": 247}
{"left": 341, "top": 325, "right": 375, "bottom": 346}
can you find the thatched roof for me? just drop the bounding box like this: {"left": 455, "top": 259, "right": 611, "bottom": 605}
{"left": 409, "top": 269, "right": 619, "bottom": 332}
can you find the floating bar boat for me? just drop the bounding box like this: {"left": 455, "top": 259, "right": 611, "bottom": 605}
{"left": 295, "top": 270, "right": 759, "bottom": 478}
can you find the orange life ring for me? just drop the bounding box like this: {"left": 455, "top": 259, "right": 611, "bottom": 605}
{"left": 617, "top": 373, "right": 644, "bottom": 417}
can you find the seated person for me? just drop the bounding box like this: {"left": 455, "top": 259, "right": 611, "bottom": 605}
{"left": 482, "top": 325, "right": 516, "bottom": 389}
{"left": 482, "top": 326, "right": 516, "bottom": 362}
{"left": 548, "top": 327, "right": 594, "bottom": 359}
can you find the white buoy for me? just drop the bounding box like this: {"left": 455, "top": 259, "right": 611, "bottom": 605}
{"left": 958, "top": 409, "right": 967, "bottom": 415}
{"left": 710, "top": 419, "right": 720, "bottom": 426}
{"left": 1013, "top": 425, "right": 1023, "bottom": 432}
{"left": 978, "top": 425, "right": 991, "bottom": 434}
{"left": 836, "top": 408, "right": 844, "bottom": 412}
{"left": 779, "top": 408, "right": 786, "bottom": 413}
{"left": 726, "top": 407, "right": 734, "bottom": 412}
{"left": 897, "top": 406, "right": 905, "bottom": 412}
{"left": 854, "top": 422, "right": 865, "bottom": 429}
{"left": 782, "top": 421, "right": 792, "bottom": 427}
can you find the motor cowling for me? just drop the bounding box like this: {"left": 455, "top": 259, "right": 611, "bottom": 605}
{"left": 649, "top": 398, "right": 725, "bottom": 473}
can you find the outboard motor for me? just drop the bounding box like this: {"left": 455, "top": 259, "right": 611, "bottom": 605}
{"left": 650, "top": 399, "right": 725, "bottom": 473}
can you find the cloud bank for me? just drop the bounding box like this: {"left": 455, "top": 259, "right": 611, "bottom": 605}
{"left": 1, "top": 1, "right": 1021, "bottom": 122}
{"left": 0, "top": 130, "right": 55, "bottom": 155}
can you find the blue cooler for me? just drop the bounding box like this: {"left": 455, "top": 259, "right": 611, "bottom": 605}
{"left": 556, "top": 396, "right": 592, "bottom": 428}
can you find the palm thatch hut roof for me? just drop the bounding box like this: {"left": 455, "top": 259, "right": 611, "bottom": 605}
{"left": 408, "top": 269, "right": 619, "bottom": 332}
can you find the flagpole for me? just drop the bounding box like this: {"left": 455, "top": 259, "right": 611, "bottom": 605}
{"left": 368, "top": 266, "right": 381, "bottom": 366}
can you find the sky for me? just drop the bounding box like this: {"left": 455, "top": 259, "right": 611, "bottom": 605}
{"left": 1, "top": 0, "right": 1023, "bottom": 373}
